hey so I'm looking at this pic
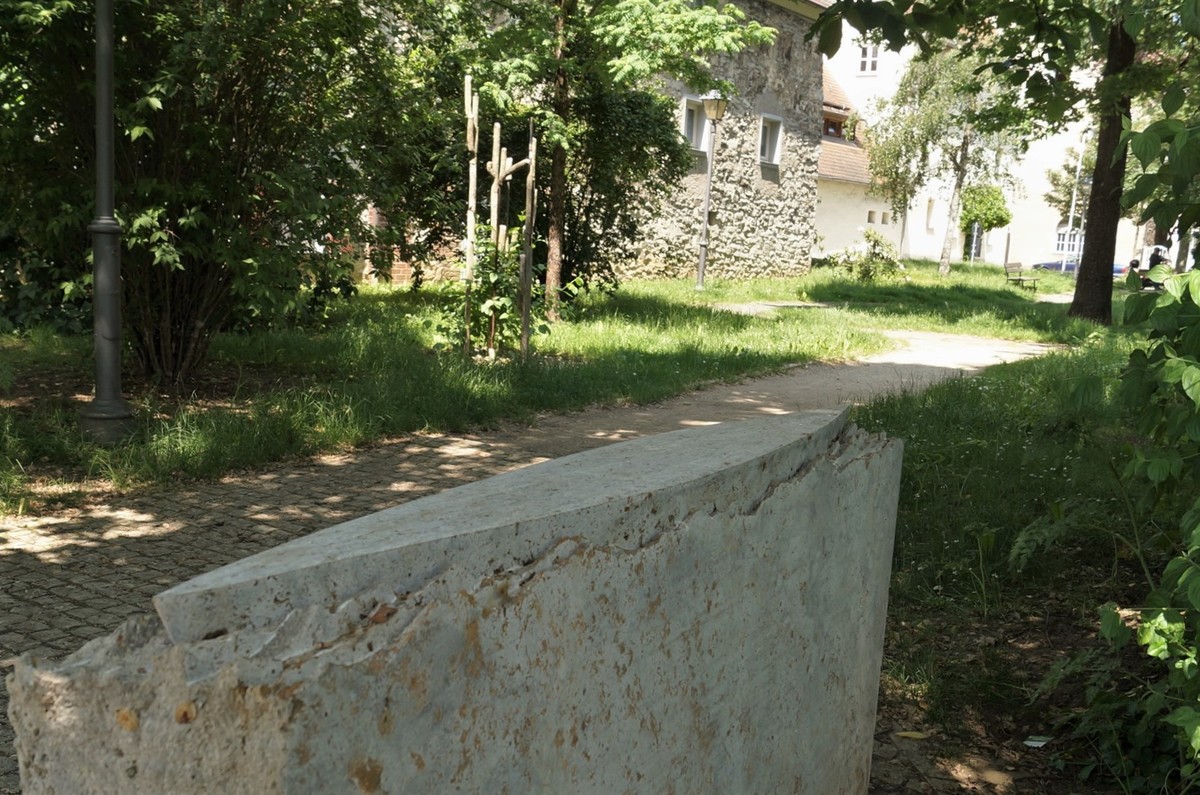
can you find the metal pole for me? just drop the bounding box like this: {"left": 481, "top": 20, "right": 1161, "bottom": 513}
{"left": 696, "top": 117, "right": 718, "bottom": 290}
{"left": 80, "top": 0, "right": 134, "bottom": 443}
{"left": 1062, "top": 136, "right": 1086, "bottom": 273}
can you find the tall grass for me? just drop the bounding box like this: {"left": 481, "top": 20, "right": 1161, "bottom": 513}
{"left": 850, "top": 334, "right": 1145, "bottom": 742}
{"left": 1, "top": 268, "right": 1131, "bottom": 514}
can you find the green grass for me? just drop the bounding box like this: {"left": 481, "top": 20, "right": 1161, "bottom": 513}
{"left": 850, "top": 333, "right": 1156, "bottom": 770}
{"left": 0, "top": 264, "right": 1133, "bottom": 515}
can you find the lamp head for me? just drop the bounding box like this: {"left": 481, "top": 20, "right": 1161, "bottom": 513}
{"left": 701, "top": 91, "right": 728, "bottom": 122}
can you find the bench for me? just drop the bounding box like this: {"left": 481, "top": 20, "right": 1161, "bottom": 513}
{"left": 1004, "top": 262, "right": 1039, "bottom": 290}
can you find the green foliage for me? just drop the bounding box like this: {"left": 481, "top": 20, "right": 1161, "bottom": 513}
{"left": 427, "top": 234, "right": 550, "bottom": 357}
{"left": 1058, "top": 270, "right": 1200, "bottom": 791}
{"left": 864, "top": 49, "right": 1021, "bottom": 274}
{"left": 1044, "top": 144, "right": 1097, "bottom": 226}
{"left": 558, "top": 88, "right": 692, "bottom": 288}
{"left": 474, "top": 0, "right": 774, "bottom": 306}
{"left": 812, "top": 0, "right": 1188, "bottom": 320}
{"left": 960, "top": 185, "right": 1012, "bottom": 233}
{"left": 0, "top": 0, "right": 470, "bottom": 385}
{"left": 826, "top": 228, "right": 902, "bottom": 282}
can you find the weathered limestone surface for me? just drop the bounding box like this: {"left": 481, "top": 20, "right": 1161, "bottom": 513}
{"left": 7, "top": 409, "right": 901, "bottom": 794}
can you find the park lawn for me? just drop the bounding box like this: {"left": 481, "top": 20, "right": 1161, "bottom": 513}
{"left": 1, "top": 260, "right": 1160, "bottom": 788}
{"left": 0, "top": 260, "right": 1105, "bottom": 517}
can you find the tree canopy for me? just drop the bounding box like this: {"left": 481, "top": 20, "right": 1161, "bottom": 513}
{"left": 812, "top": 0, "right": 1190, "bottom": 324}
{"left": 866, "top": 50, "right": 1020, "bottom": 274}
{"left": 0, "top": 0, "right": 772, "bottom": 383}
{"left": 0, "top": 0, "right": 473, "bottom": 385}
{"left": 473, "top": 0, "right": 774, "bottom": 314}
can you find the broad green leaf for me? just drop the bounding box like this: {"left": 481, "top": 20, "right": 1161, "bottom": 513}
{"left": 1183, "top": 365, "right": 1200, "bottom": 405}
{"left": 1147, "top": 455, "right": 1174, "bottom": 484}
{"left": 1100, "top": 603, "right": 1132, "bottom": 646}
{"left": 1176, "top": 138, "right": 1200, "bottom": 186}
{"left": 1164, "top": 707, "right": 1200, "bottom": 754}
{"left": 1163, "top": 85, "right": 1186, "bottom": 117}
{"left": 1123, "top": 172, "right": 1159, "bottom": 208}
{"left": 1188, "top": 576, "right": 1200, "bottom": 612}
{"left": 1124, "top": 290, "right": 1158, "bottom": 325}
{"left": 1130, "top": 132, "right": 1162, "bottom": 169}
{"left": 816, "top": 18, "right": 842, "bottom": 57}
{"left": 1184, "top": 0, "right": 1200, "bottom": 37}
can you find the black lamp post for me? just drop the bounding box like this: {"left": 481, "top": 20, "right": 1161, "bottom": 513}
{"left": 79, "top": 0, "right": 134, "bottom": 443}
{"left": 695, "top": 90, "right": 728, "bottom": 290}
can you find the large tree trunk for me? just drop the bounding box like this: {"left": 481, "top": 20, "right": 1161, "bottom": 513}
{"left": 1068, "top": 20, "right": 1136, "bottom": 325}
{"left": 938, "top": 128, "right": 972, "bottom": 276}
{"left": 544, "top": 0, "right": 575, "bottom": 322}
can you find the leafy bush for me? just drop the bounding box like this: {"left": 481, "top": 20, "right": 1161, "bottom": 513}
{"left": 427, "top": 235, "right": 549, "bottom": 358}
{"left": 1065, "top": 269, "right": 1200, "bottom": 792}
{"left": 826, "top": 228, "right": 903, "bottom": 282}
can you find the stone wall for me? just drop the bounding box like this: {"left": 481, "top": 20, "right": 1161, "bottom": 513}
{"left": 624, "top": 0, "right": 824, "bottom": 281}
{"left": 8, "top": 409, "right": 901, "bottom": 794}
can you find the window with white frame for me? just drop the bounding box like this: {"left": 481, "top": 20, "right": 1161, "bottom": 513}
{"left": 1055, "top": 224, "right": 1084, "bottom": 257}
{"left": 858, "top": 43, "right": 879, "bottom": 74}
{"left": 759, "top": 115, "right": 782, "bottom": 165}
{"left": 681, "top": 97, "right": 708, "bottom": 150}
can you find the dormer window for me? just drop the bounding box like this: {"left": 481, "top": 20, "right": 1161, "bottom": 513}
{"left": 824, "top": 118, "right": 845, "bottom": 138}
{"left": 859, "top": 43, "right": 879, "bottom": 74}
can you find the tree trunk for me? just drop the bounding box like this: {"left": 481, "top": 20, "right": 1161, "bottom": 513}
{"left": 544, "top": 0, "right": 575, "bottom": 322}
{"left": 1068, "top": 20, "right": 1136, "bottom": 325}
{"left": 938, "top": 128, "right": 972, "bottom": 277}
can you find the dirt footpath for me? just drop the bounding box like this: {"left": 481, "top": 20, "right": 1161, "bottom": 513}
{"left": 475, "top": 329, "right": 1057, "bottom": 460}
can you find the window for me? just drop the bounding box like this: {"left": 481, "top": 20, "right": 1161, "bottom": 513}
{"left": 1055, "top": 224, "right": 1084, "bottom": 257}
{"left": 823, "top": 117, "right": 844, "bottom": 138}
{"left": 682, "top": 98, "right": 708, "bottom": 150}
{"left": 858, "top": 43, "right": 879, "bottom": 74}
{"left": 759, "top": 115, "right": 782, "bottom": 165}
{"left": 881, "top": 211, "right": 891, "bottom": 225}
{"left": 925, "top": 199, "right": 936, "bottom": 231}
{"left": 867, "top": 210, "right": 876, "bottom": 224}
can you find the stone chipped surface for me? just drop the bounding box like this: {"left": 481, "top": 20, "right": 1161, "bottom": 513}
{"left": 9, "top": 411, "right": 901, "bottom": 794}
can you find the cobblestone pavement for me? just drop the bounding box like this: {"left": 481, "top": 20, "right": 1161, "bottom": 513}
{"left": 0, "top": 329, "right": 1058, "bottom": 793}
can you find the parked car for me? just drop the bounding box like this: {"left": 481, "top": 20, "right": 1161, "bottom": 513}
{"left": 1031, "top": 260, "right": 1129, "bottom": 280}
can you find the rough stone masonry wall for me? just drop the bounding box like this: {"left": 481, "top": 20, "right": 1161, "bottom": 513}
{"left": 624, "top": 0, "right": 824, "bottom": 281}
{"left": 7, "top": 409, "right": 901, "bottom": 794}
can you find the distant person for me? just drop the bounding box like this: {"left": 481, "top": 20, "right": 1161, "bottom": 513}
{"left": 1149, "top": 245, "right": 1167, "bottom": 268}
{"left": 1143, "top": 246, "right": 1167, "bottom": 290}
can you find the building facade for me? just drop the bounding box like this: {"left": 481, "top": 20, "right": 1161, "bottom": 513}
{"left": 822, "top": 22, "right": 1145, "bottom": 269}
{"left": 625, "top": 0, "right": 830, "bottom": 280}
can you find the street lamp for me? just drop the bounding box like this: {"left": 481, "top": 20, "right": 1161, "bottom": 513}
{"left": 696, "top": 90, "right": 728, "bottom": 290}
{"left": 79, "top": 0, "right": 134, "bottom": 443}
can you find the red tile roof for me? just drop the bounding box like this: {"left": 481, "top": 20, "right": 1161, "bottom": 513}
{"left": 818, "top": 138, "right": 871, "bottom": 184}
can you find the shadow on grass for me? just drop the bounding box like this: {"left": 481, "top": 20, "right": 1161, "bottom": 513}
{"left": 804, "top": 280, "right": 1090, "bottom": 336}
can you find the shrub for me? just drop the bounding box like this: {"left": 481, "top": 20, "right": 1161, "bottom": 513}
{"left": 827, "top": 228, "right": 903, "bottom": 282}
